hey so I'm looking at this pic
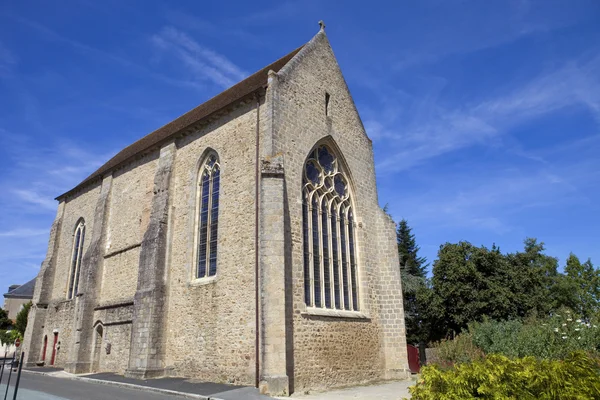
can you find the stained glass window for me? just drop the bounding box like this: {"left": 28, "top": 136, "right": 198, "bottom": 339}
{"left": 67, "top": 221, "right": 85, "bottom": 299}
{"left": 196, "top": 153, "right": 220, "bottom": 278}
{"left": 302, "top": 145, "right": 359, "bottom": 311}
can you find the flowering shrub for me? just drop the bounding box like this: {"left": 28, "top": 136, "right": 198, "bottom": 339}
{"left": 409, "top": 351, "right": 600, "bottom": 400}
{"left": 471, "top": 311, "right": 600, "bottom": 360}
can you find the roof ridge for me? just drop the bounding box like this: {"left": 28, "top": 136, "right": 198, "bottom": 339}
{"left": 57, "top": 43, "right": 305, "bottom": 200}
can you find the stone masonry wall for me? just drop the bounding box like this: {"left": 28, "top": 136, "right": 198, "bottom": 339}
{"left": 164, "top": 101, "right": 259, "bottom": 385}
{"left": 271, "top": 30, "right": 409, "bottom": 392}
{"left": 100, "top": 154, "right": 157, "bottom": 304}
{"left": 50, "top": 184, "right": 101, "bottom": 301}
{"left": 39, "top": 299, "right": 77, "bottom": 368}
{"left": 93, "top": 302, "right": 134, "bottom": 374}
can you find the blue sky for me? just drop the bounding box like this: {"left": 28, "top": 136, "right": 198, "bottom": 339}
{"left": 1, "top": 0, "right": 599, "bottom": 288}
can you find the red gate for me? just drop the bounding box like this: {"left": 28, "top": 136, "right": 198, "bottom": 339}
{"left": 407, "top": 345, "right": 420, "bottom": 373}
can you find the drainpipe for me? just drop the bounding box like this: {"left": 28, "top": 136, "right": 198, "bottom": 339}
{"left": 254, "top": 91, "right": 261, "bottom": 388}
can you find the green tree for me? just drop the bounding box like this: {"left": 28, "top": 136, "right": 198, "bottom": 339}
{"left": 396, "top": 219, "right": 429, "bottom": 345}
{"left": 0, "top": 308, "right": 11, "bottom": 330}
{"left": 564, "top": 254, "right": 600, "bottom": 319}
{"left": 506, "top": 238, "right": 560, "bottom": 318}
{"left": 397, "top": 219, "right": 427, "bottom": 277}
{"left": 429, "top": 241, "right": 519, "bottom": 339}
{"left": 13, "top": 302, "right": 31, "bottom": 339}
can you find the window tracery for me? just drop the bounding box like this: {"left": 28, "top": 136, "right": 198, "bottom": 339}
{"left": 302, "top": 145, "right": 359, "bottom": 311}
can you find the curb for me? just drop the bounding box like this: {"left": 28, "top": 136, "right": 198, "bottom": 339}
{"left": 23, "top": 369, "right": 217, "bottom": 399}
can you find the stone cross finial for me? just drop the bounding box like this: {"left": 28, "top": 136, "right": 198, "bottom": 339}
{"left": 319, "top": 20, "right": 326, "bottom": 31}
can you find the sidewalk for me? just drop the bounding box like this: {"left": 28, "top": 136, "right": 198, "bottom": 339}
{"left": 279, "top": 379, "right": 415, "bottom": 400}
{"left": 23, "top": 367, "right": 273, "bottom": 400}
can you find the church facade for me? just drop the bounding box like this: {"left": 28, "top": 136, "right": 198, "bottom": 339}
{"left": 23, "top": 26, "right": 409, "bottom": 396}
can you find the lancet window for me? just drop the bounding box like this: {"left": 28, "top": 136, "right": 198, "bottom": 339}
{"left": 196, "top": 153, "right": 220, "bottom": 278}
{"left": 67, "top": 220, "right": 85, "bottom": 299}
{"left": 302, "top": 145, "right": 359, "bottom": 311}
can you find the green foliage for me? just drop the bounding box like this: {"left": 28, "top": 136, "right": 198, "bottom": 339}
{"left": 429, "top": 241, "right": 519, "bottom": 339}
{"left": 506, "top": 238, "right": 561, "bottom": 318}
{"left": 431, "top": 313, "right": 600, "bottom": 367}
{"left": 396, "top": 219, "right": 430, "bottom": 344}
{"left": 563, "top": 254, "right": 600, "bottom": 319}
{"left": 409, "top": 352, "right": 600, "bottom": 400}
{"left": 432, "top": 332, "right": 484, "bottom": 367}
{"left": 426, "top": 238, "right": 587, "bottom": 341}
{"left": 471, "top": 312, "right": 600, "bottom": 361}
{"left": 397, "top": 219, "right": 427, "bottom": 277}
{"left": 0, "top": 309, "right": 11, "bottom": 330}
{"left": 0, "top": 329, "right": 20, "bottom": 346}
{"left": 13, "top": 302, "right": 31, "bottom": 339}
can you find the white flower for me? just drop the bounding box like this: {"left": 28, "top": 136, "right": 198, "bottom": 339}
{"left": 578, "top": 337, "right": 581, "bottom": 340}
{"left": 562, "top": 323, "right": 567, "bottom": 326}
{"left": 576, "top": 319, "right": 582, "bottom": 323}
{"left": 567, "top": 318, "right": 572, "bottom": 322}
{"left": 562, "top": 336, "right": 568, "bottom": 339}
{"left": 554, "top": 328, "right": 559, "bottom": 332}
{"left": 575, "top": 328, "right": 580, "bottom": 331}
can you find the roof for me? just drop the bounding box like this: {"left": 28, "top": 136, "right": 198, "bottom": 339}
{"left": 57, "top": 44, "right": 305, "bottom": 200}
{"left": 3, "top": 278, "right": 35, "bottom": 299}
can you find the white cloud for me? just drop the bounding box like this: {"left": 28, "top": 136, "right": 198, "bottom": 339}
{"left": 370, "top": 55, "right": 600, "bottom": 173}
{"left": 0, "top": 228, "right": 48, "bottom": 238}
{"left": 11, "top": 189, "right": 57, "bottom": 210}
{"left": 152, "top": 27, "right": 247, "bottom": 89}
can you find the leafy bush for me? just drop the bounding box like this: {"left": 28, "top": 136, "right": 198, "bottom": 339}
{"left": 409, "top": 351, "right": 600, "bottom": 400}
{"left": 431, "top": 332, "right": 484, "bottom": 367}
{"left": 470, "top": 311, "right": 600, "bottom": 360}
{"left": 430, "top": 312, "right": 600, "bottom": 367}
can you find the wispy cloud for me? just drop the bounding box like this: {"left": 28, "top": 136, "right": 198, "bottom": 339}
{"left": 152, "top": 27, "right": 247, "bottom": 89}
{"left": 388, "top": 136, "right": 600, "bottom": 236}
{"left": 11, "top": 189, "right": 57, "bottom": 211}
{"left": 368, "top": 54, "right": 600, "bottom": 173}
{"left": 0, "top": 228, "right": 48, "bottom": 238}
{"left": 0, "top": 130, "right": 111, "bottom": 278}
{"left": 5, "top": 14, "right": 204, "bottom": 91}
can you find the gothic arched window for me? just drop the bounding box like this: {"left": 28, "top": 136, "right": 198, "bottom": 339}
{"left": 67, "top": 220, "right": 85, "bottom": 299}
{"left": 196, "top": 152, "right": 220, "bottom": 279}
{"left": 303, "top": 145, "right": 359, "bottom": 311}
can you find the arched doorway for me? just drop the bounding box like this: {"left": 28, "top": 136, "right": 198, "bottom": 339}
{"left": 41, "top": 336, "right": 48, "bottom": 363}
{"left": 92, "top": 325, "right": 103, "bottom": 373}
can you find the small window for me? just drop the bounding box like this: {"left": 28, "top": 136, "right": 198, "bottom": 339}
{"left": 302, "top": 145, "right": 359, "bottom": 311}
{"left": 67, "top": 220, "right": 85, "bottom": 299}
{"left": 196, "top": 153, "right": 220, "bottom": 278}
{"left": 325, "top": 92, "right": 330, "bottom": 116}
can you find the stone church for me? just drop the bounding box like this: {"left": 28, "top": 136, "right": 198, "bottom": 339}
{"left": 23, "top": 24, "right": 409, "bottom": 396}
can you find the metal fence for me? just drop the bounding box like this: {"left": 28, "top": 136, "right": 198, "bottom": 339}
{"left": 0, "top": 351, "right": 25, "bottom": 400}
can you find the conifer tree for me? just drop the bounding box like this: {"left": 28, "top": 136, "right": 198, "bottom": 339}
{"left": 397, "top": 219, "right": 427, "bottom": 278}
{"left": 396, "top": 219, "right": 429, "bottom": 345}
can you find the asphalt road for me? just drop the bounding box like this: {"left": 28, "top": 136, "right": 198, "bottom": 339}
{"left": 0, "top": 372, "right": 188, "bottom": 400}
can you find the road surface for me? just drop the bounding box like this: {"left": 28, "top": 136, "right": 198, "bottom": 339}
{"left": 0, "top": 371, "right": 187, "bottom": 400}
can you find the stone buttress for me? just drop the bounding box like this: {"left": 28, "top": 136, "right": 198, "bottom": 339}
{"left": 66, "top": 175, "right": 112, "bottom": 373}
{"left": 125, "top": 142, "right": 175, "bottom": 378}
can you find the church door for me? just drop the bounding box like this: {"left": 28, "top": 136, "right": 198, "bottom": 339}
{"left": 92, "top": 325, "right": 103, "bottom": 373}
{"left": 41, "top": 336, "right": 48, "bottom": 362}
{"left": 50, "top": 333, "right": 58, "bottom": 366}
